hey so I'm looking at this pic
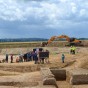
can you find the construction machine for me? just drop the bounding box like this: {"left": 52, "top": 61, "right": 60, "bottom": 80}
{"left": 57, "top": 35, "right": 81, "bottom": 46}
{"left": 41, "top": 35, "right": 82, "bottom": 47}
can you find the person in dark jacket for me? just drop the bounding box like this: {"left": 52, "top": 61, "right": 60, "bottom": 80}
{"left": 33, "top": 52, "right": 38, "bottom": 64}
{"left": 11, "top": 54, "right": 13, "bottom": 63}
{"left": 6, "top": 54, "right": 8, "bottom": 63}
{"left": 27, "top": 52, "right": 32, "bottom": 61}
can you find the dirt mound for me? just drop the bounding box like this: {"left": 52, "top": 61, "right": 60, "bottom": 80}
{"left": 75, "top": 54, "right": 88, "bottom": 69}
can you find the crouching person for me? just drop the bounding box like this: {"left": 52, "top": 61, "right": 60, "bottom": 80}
{"left": 16, "top": 57, "right": 19, "bottom": 63}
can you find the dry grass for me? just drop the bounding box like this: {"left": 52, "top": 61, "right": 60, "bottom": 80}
{"left": 0, "top": 42, "right": 42, "bottom": 48}
{"left": 0, "top": 40, "right": 88, "bottom": 48}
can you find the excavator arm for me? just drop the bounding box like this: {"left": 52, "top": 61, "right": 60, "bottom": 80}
{"left": 57, "top": 35, "right": 70, "bottom": 42}
{"left": 47, "top": 36, "right": 57, "bottom": 44}
{"left": 47, "top": 35, "right": 71, "bottom": 44}
{"left": 41, "top": 35, "right": 81, "bottom": 47}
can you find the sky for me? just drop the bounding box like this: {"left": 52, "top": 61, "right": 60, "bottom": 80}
{"left": 0, "top": 0, "right": 88, "bottom": 39}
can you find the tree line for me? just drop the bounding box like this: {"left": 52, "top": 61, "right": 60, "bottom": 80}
{"left": 0, "top": 38, "right": 48, "bottom": 42}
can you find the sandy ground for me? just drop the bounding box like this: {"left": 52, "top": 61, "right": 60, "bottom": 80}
{"left": 0, "top": 47, "right": 88, "bottom": 88}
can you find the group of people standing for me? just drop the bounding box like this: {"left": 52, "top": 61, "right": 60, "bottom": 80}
{"left": 3, "top": 46, "right": 76, "bottom": 64}
{"left": 16, "top": 48, "right": 49, "bottom": 64}
{"left": 27, "top": 49, "right": 49, "bottom": 64}
{"left": 5, "top": 54, "right": 13, "bottom": 63}
{"left": 4, "top": 50, "right": 48, "bottom": 64}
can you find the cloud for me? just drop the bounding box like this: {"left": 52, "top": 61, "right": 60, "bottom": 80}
{"left": 0, "top": 0, "right": 88, "bottom": 22}
{"left": 0, "top": 0, "right": 88, "bottom": 38}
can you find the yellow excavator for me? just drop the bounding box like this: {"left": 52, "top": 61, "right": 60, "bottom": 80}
{"left": 41, "top": 35, "right": 82, "bottom": 47}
